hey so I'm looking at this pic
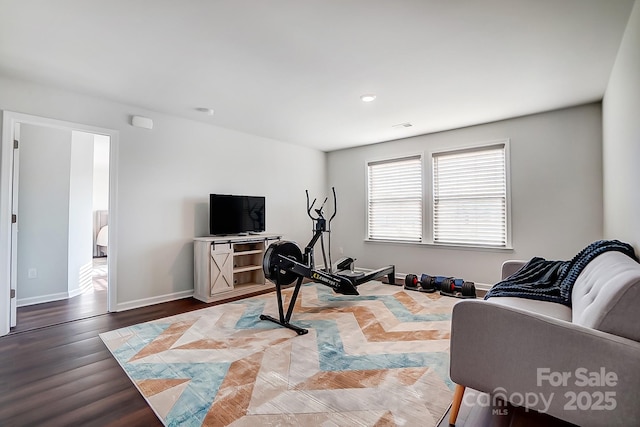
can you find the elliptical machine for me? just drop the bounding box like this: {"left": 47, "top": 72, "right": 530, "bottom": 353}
{"left": 261, "top": 187, "right": 395, "bottom": 335}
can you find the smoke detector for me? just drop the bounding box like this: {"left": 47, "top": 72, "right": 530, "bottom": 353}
{"left": 196, "top": 107, "right": 215, "bottom": 116}
{"left": 393, "top": 122, "right": 413, "bottom": 128}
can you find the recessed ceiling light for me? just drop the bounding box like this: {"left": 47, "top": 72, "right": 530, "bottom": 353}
{"left": 360, "top": 94, "right": 377, "bottom": 102}
{"left": 196, "top": 107, "right": 215, "bottom": 116}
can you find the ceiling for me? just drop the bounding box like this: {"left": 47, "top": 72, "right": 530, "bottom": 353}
{"left": 0, "top": 0, "right": 634, "bottom": 152}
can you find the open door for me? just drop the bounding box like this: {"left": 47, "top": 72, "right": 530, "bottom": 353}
{"left": 9, "top": 123, "right": 20, "bottom": 327}
{"left": 0, "top": 111, "right": 118, "bottom": 336}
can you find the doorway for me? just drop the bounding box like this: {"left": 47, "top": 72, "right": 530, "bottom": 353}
{"left": 0, "top": 112, "right": 118, "bottom": 336}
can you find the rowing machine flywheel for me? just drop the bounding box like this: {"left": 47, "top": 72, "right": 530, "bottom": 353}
{"left": 263, "top": 240, "right": 303, "bottom": 285}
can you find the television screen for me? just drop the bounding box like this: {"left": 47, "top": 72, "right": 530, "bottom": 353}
{"left": 209, "top": 194, "right": 265, "bottom": 235}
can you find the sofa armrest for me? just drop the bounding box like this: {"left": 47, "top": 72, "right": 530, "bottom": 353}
{"left": 501, "top": 260, "right": 527, "bottom": 280}
{"left": 450, "top": 300, "right": 640, "bottom": 426}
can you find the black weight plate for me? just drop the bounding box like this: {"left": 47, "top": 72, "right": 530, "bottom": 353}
{"left": 405, "top": 274, "right": 418, "bottom": 287}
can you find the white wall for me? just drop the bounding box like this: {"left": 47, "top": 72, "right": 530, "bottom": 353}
{"left": 116, "top": 113, "right": 326, "bottom": 305}
{"left": 327, "top": 104, "right": 603, "bottom": 285}
{"left": 17, "top": 124, "right": 71, "bottom": 301}
{"left": 68, "top": 131, "right": 95, "bottom": 295}
{"left": 0, "top": 75, "right": 327, "bottom": 309}
{"left": 92, "top": 134, "right": 110, "bottom": 211}
{"left": 15, "top": 126, "right": 96, "bottom": 304}
{"left": 603, "top": 0, "right": 640, "bottom": 251}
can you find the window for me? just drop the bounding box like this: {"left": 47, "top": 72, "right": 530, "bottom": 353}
{"left": 432, "top": 143, "right": 508, "bottom": 247}
{"left": 367, "top": 155, "right": 422, "bottom": 242}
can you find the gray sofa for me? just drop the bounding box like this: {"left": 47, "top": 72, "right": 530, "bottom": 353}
{"left": 448, "top": 250, "right": 640, "bottom": 426}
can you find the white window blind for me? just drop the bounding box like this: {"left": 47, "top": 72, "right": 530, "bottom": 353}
{"left": 367, "top": 156, "right": 422, "bottom": 242}
{"left": 432, "top": 144, "right": 507, "bottom": 247}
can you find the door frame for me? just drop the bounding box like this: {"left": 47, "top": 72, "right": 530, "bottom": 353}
{"left": 0, "top": 111, "right": 119, "bottom": 336}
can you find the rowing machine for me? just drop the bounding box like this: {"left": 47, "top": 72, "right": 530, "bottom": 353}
{"left": 260, "top": 188, "right": 395, "bottom": 334}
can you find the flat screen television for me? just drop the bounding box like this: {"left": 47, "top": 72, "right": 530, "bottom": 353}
{"left": 209, "top": 194, "right": 265, "bottom": 235}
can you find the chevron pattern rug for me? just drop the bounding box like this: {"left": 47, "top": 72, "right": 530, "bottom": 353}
{"left": 100, "top": 281, "right": 457, "bottom": 426}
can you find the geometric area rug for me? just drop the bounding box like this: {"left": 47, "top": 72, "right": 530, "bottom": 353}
{"left": 100, "top": 281, "right": 458, "bottom": 426}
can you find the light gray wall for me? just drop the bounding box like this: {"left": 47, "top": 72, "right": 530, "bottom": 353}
{"left": 92, "top": 134, "right": 110, "bottom": 211}
{"left": 0, "top": 75, "right": 327, "bottom": 309}
{"left": 327, "top": 103, "right": 603, "bottom": 285}
{"left": 68, "top": 131, "right": 95, "bottom": 295}
{"left": 17, "top": 124, "right": 71, "bottom": 300}
{"left": 116, "top": 111, "right": 326, "bottom": 305}
{"left": 603, "top": 0, "right": 640, "bottom": 252}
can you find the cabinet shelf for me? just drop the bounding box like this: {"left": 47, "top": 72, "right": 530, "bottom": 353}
{"left": 234, "top": 282, "right": 262, "bottom": 288}
{"left": 193, "top": 234, "right": 281, "bottom": 303}
{"left": 233, "top": 265, "right": 262, "bottom": 274}
{"left": 235, "top": 249, "right": 263, "bottom": 256}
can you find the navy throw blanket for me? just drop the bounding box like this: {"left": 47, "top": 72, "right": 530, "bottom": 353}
{"left": 484, "top": 240, "right": 637, "bottom": 307}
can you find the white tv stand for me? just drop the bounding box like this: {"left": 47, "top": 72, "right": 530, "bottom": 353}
{"left": 193, "top": 234, "right": 281, "bottom": 303}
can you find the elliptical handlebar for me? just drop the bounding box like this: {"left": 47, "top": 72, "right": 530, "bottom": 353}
{"left": 315, "top": 197, "right": 328, "bottom": 217}
{"left": 306, "top": 190, "right": 317, "bottom": 220}
{"left": 306, "top": 188, "right": 336, "bottom": 222}
{"left": 329, "top": 187, "right": 337, "bottom": 225}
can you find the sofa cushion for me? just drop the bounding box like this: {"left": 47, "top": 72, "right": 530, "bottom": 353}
{"left": 572, "top": 251, "right": 640, "bottom": 341}
{"left": 485, "top": 297, "right": 572, "bottom": 321}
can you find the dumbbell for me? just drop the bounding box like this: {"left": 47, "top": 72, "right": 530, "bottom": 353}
{"left": 405, "top": 273, "right": 476, "bottom": 297}
{"left": 404, "top": 273, "right": 438, "bottom": 293}
{"left": 438, "top": 277, "right": 476, "bottom": 297}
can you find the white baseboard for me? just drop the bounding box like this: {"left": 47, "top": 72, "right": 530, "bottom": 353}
{"left": 17, "top": 292, "right": 70, "bottom": 307}
{"left": 114, "top": 289, "right": 194, "bottom": 312}
{"left": 474, "top": 283, "right": 493, "bottom": 292}
{"left": 68, "top": 287, "right": 83, "bottom": 299}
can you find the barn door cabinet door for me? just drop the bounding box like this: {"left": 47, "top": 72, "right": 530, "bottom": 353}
{"left": 210, "top": 244, "right": 233, "bottom": 295}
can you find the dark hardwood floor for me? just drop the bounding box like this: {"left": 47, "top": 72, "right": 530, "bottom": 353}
{"left": 1, "top": 297, "right": 212, "bottom": 426}
{"left": 2, "top": 283, "right": 573, "bottom": 427}
{"left": 12, "top": 290, "right": 108, "bottom": 334}
{"left": 11, "top": 257, "right": 109, "bottom": 334}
